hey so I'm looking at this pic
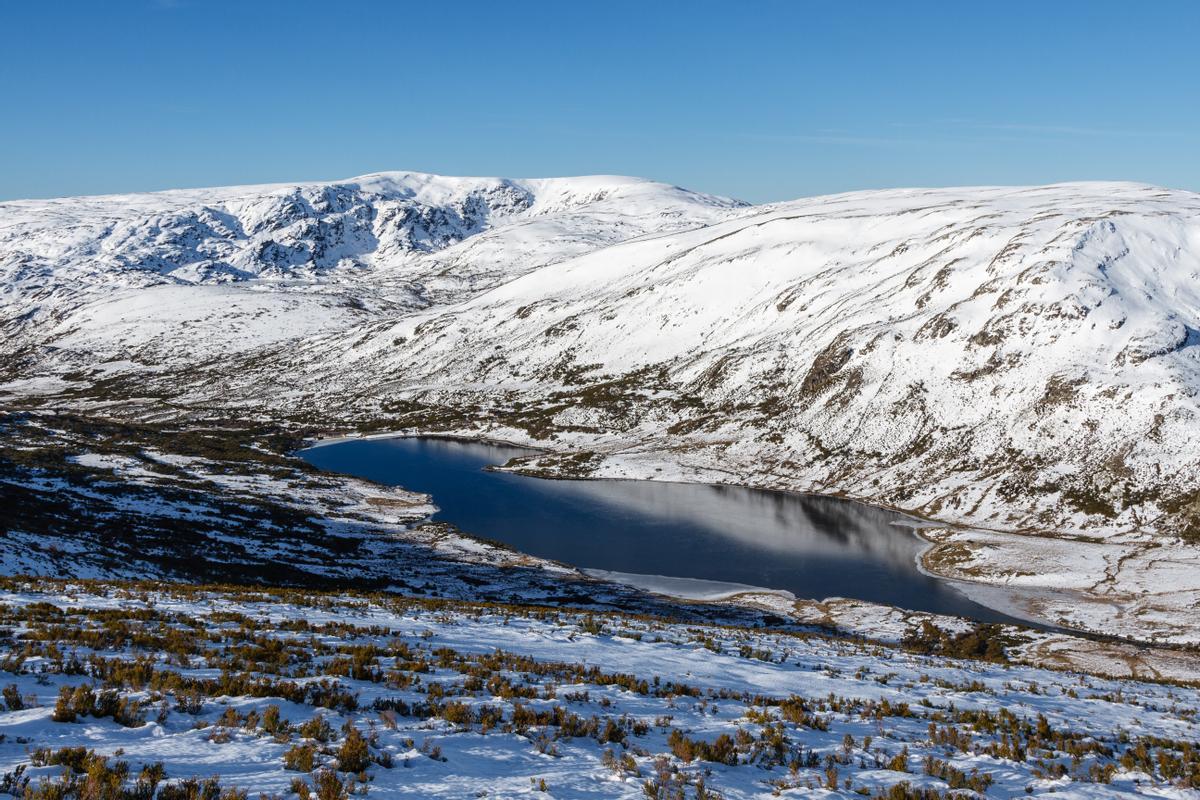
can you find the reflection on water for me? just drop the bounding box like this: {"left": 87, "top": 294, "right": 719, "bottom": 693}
{"left": 301, "top": 436, "right": 1016, "bottom": 623}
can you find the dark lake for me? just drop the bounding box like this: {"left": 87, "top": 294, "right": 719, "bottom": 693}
{"left": 301, "top": 436, "right": 1019, "bottom": 623}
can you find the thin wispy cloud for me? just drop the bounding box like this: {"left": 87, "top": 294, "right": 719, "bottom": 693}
{"left": 889, "top": 119, "right": 1182, "bottom": 139}
{"left": 736, "top": 132, "right": 911, "bottom": 147}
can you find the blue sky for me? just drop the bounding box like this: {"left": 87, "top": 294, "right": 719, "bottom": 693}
{"left": 2, "top": 0, "right": 1197, "bottom": 202}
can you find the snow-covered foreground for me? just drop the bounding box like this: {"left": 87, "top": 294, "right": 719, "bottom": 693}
{"left": 0, "top": 579, "right": 1197, "bottom": 799}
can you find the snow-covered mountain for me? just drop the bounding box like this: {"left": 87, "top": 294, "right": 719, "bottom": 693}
{"left": 4, "top": 175, "right": 1199, "bottom": 540}
{"left": 0, "top": 172, "right": 741, "bottom": 370}
{"left": 3, "top": 174, "right": 1199, "bottom": 641}
{"left": 234, "top": 183, "right": 1200, "bottom": 535}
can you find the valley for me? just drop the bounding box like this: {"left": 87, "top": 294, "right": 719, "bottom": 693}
{"left": 7, "top": 4, "right": 1197, "bottom": 797}
{"left": 3, "top": 173, "right": 1197, "bottom": 645}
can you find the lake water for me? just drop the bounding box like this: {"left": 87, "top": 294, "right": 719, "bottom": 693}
{"left": 301, "top": 436, "right": 1018, "bottom": 623}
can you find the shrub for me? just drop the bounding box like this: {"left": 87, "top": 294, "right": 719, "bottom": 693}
{"left": 311, "top": 770, "right": 349, "bottom": 800}
{"left": 52, "top": 685, "right": 85, "bottom": 722}
{"left": 298, "top": 715, "right": 333, "bottom": 743}
{"left": 888, "top": 746, "right": 911, "bottom": 773}
{"left": 2, "top": 684, "right": 23, "bottom": 711}
{"left": 261, "top": 704, "right": 285, "bottom": 734}
{"left": 336, "top": 728, "right": 370, "bottom": 774}
{"left": 667, "top": 730, "right": 736, "bottom": 765}
{"left": 157, "top": 777, "right": 236, "bottom": 800}
{"left": 51, "top": 684, "right": 144, "bottom": 726}
{"left": 21, "top": 751, "right": 242, "bottom": 800}
{"left": 174, "top": 689, "right": 204, "bottom": 715}
{"left": 439, "top": 700, "right": 473, "bottom": 726}
{"left": 30, "top": 746, "right": 92, "bottom": 771}
{"left": 283, "top": 744, "right": 316, "bottom": 772}
{"left": 902, "top": 621, "right": 1009, "bottom": 663}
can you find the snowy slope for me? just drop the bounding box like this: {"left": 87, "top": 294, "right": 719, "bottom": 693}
{"left": 270, "top": 183, "right": 1200, "bottom": 537}
{"left": 189, "top": 181, "right": 1200, "bottom": 641}
{"left": 3, "top": 175, "right": 1199, "bottom": 641}
{"left": 0, "top": 172, "right": 741, "bottom": 372}
{"left": 2, "top": 580, "right": 1199, "bottom": 797}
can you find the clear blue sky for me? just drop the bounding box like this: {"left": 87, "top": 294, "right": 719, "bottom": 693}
{"left": 2, "top": 0, "right": 1197, "bottom": 203}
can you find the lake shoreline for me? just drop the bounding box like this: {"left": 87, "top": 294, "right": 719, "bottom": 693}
{"left": 301, "top": 429, "right": 1200, "bottom": 651}
{"left": 300, "top": 432, "right": 1038, "bottom": 629}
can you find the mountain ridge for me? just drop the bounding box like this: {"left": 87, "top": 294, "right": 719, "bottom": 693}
{"left": 0, "top": 171, "right": 741, "bottom": 368}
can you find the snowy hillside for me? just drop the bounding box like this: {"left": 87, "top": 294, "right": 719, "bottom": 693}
{"left": 2, "top": 175, "right": 1199, "bottom": 643}
{"left": 1, "top": 579, "right": 1198, "bottom": 798}
{"left": 255, "top": 183, "right": 1200, "bottom": 538}
{"left": 0, "top": 172, "right": 741, "bottom": 371}
{"left": 218, "top": 182, "right": 1200, "bottom": 642}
